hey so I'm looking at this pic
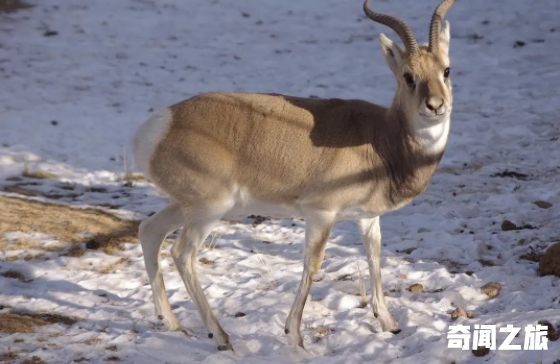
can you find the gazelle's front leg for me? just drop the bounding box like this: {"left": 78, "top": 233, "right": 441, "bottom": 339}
{"left": 285, "top": 210, "right": 336, "bottom": 348}
{"left": 356, "top": 217, "right": 400, "bottom": 333}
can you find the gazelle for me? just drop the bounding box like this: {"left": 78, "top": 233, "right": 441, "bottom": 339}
{"left": 133, "top": 0, "right": 456, "bottom": 351}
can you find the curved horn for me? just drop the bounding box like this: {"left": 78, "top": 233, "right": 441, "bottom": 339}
{"left": 428, "top": 0, "right": 455, "bottom": 52}
{"left": 363, "top": 0, "right": 419, "bottom": 54}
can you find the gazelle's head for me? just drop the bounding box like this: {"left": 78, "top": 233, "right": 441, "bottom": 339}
{"left": 364, "top": 0, "right": 455, "bottom": 125}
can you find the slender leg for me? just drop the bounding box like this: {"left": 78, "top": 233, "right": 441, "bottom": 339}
{"left": 356, "top": 217, "right": 400, "bottom": 333}
{"left": 285, "top": 209, "right": 336, "bottom": 348}
{"left": 171, "top": 205, "right": 233, "bottom": 351}
{"left": 139, "top": 202, "right": 184, "bottom": 331}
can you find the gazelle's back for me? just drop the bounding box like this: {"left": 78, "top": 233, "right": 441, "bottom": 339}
{"left": 140, "top": 92, "right": 388, "bottom": 206}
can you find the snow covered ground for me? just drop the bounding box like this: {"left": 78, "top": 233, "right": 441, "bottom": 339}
{"left": 1, "top": 0, "right": 560, "bottom": 363}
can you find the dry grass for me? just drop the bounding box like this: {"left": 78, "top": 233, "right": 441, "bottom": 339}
{"left": 20, "top": 356, "right": 46, "bottom": 364}
{"left": 98, "top": 257, "right": 129, "bottom": 274}
{"left": 205, "top": 231, "right": 222, "bottom": 250}
{"left": 0, "top": 311, "right": 81, "bottom": 334}
{"left": 24, "top": 253, "right": 44, "bottom": 261}
{"left": 313, "top": 326, "right": 333, "bottom": 336}
{"left": 254, "top": 248, "right": 277, "bottom": 290}
{"left": 354, "top": 259, "right": 368, "bottom": 308}
{"left": 120, "top": 173, "right": 145, "bottom": 182}
{"left": 198, "top": 257, "right": 214, "bottom": 265}
{"left": 84, "top": 338, "right": 102, "bottom": 345}
{"left": 0, "top": 195, "right": 140, "bottom": 254}
{"left": 0, "top": 351, "right": 20, "bottom": 361}
{"left": 21, "top": 170, "right": 59, "bottom": 180}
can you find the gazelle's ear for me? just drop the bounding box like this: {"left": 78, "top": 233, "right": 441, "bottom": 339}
{"left": 379, "top": 33, "right": 404, "bottom": 75}
{"left": 439, "top": 20, "right": 450, "bottom": 55}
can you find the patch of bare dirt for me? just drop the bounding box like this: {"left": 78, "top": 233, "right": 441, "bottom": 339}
{"left": 20, "top": 356, "right": 46, "bottom": 364}
{"left": 0, "top": 0, "right": 33, "bottom": 13}
{"left": 0, "top": 195, "right": 140, "bottom": 254}
{"left": 0, "top": 311, "right": 81, "bottom": 334}
{"left": 1, "top": 269, "right": 28, "bottom": 282}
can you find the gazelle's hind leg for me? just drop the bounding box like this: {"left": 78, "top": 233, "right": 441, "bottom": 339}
{"left": 139, "top": 202, "right": 184, "bottom": 331}
{"left": 171, "top": 203, "right": 233, "bottom": 351}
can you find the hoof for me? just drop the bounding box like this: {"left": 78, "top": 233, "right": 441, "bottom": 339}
{"left": 217, "top": 344, "right": 233, "bottom": 351}
{"left": 390, "top": 329, "right": 402, "bottom": 335}
{"left": 159, "top": 314, "right": 182, "bottom": 332}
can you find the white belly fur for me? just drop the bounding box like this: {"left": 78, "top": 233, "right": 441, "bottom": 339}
{"left": 223, "top": 188, "right": 380, "bottom": 221}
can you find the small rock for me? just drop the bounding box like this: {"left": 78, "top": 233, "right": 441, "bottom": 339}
{"left": 451, "top": 307, "right": 469, "bottom": 320}
{"left": 50, "top": 120, "right": 58, "bottom": 126}
{"left": 472, "top": 346, "right": 490, "bottom": 357}
{"left": 397, "top": 274, "right": 407, "bottom": 279}
{"left": 481, "top": 282, "right": 501, "bottom": 298}
{"left": 537, "top": 320, "right": 559, "bottom": 341}
{"left": 234, "top": 312, "right": 246, "bottom": 318}
{"left": 539, "top": 242, "right": 560, "bottom": 277}
{"left": 85, "top": 240, "right": 101, "bottom": 250}
{"left": 501, "top": 220, "right": 517, "bottom": 231}
{"left": 514, "top": 40, "right": 525, "bottom": 47}
{"left": 43, "top": 30, "right": 58, "bottom": 37}
{"left": 408, "top": 283, "right": 424, "bottom": 293}
{"left": 533, "top": 200, "right": 552, "bottom": 209}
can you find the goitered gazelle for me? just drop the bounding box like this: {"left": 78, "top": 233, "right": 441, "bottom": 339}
{"left": 133, "top": 0, "right": 456, "bottom": 351}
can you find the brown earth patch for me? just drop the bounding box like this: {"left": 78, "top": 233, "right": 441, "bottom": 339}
{"left": 0, "top": 0, "right": 34, "bottom": 13}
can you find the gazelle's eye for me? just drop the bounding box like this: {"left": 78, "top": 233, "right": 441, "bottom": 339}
{"left": 403, "top": 73, "right": 414, "bottom": 87}
{"left": 444, "top": 67, "right": 451, "bottom": 78}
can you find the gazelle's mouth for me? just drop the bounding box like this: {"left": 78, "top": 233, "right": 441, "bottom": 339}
{"left": 420, "top": 109, "right": 450, "bottom": 119}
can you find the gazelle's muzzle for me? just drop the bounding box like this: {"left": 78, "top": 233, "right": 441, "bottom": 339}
{"left": 421, "top": 95, "right": 448, "bottom": 117}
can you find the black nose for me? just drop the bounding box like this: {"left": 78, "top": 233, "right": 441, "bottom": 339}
{"left": 425, "top": 96, "right": 444, "bottom": 111}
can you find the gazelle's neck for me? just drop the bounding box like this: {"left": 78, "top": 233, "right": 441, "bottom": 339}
{"left": 385, "top": 102, "right": 450, "bottom": 157}
{"left": 373, "top": 105, "right": 449, "bottom": 206}
{"left": 412, "top": 115, "right": 450, "bottom": 156}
